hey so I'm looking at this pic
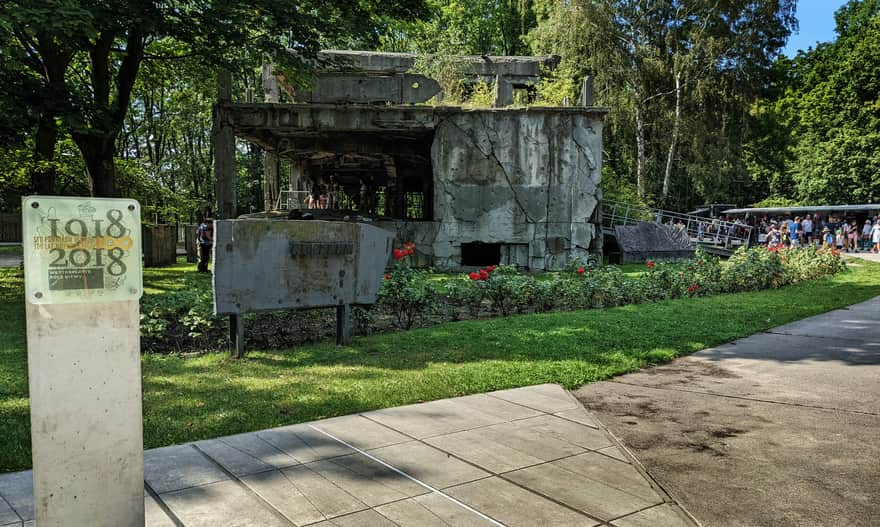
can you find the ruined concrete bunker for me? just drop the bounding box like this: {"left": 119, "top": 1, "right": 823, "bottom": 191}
{"left": 213, "top": 51, "right": 607, "bottom": 271}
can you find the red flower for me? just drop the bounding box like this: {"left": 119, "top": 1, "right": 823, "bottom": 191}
{"left": 687, "top": 284, "right": 700, "bottom": 294}
{"left": 576, "top": 266, "right": 585, "bottom": 275}
{"left": 479, "top": 269, "right": 490, "bottom": 280}
{"left": 393, "top": 249, "right": 404, "bottom": 260}
{"left": 767, "top": 245, "right": 779, "bottom": 253}
{"left": 469, "top": 272, "right": 480, "bottom": 281}
{"left": 486, "top": 265, "right": 496, "bottom": 272}
{"left": 384, "top": 274, "right": 391, "bottom": 280}
{"left": 646, "top": 261, "right": 656, "bottom": 269}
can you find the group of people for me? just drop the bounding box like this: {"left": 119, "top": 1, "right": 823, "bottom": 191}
{"left": 762, "top": 214, "right": 880, "bottom": 253}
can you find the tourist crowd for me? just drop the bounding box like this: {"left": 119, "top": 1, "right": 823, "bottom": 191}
{"left": 756, "top": 214, "right": 880, "bottom": 253}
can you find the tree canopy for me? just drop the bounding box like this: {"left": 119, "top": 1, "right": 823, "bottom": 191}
{"left": 1, "top": 0, "right": 427, "bottom": 200}
{"left": 748, "top": 0, "right": 880, "bottom": 205}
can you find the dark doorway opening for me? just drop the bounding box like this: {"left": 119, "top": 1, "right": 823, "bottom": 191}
{"left": 461, "top": 242, "right": 501, "bottom": 267}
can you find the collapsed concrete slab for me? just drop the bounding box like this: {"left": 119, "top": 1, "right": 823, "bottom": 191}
{"left": 614, "top": 222, "right": 695, "bottom": 263}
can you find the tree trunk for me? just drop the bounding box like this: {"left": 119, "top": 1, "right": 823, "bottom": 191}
{"left": 74, "top": 134, "right": 118, "bottom": 197}
{"left": 32, "top": 117, "right": 58, "bottom": 194}
{"left": 662, "top": 72, "right": 682, "bottom": 200}
{"left": 635, "top": 101, "right": 647, "bottom": 198}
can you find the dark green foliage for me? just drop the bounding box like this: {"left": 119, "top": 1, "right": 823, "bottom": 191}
{"left": 748, "top": 0, "right": 880, "bottom": 205}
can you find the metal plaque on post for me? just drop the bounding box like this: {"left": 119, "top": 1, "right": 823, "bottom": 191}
{"left": 22, "top": 196, "right": 145, "bottom": 527}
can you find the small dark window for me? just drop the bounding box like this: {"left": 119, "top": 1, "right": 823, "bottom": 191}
{"left": 461, "top": 242, "right": 501, "bottom": 267}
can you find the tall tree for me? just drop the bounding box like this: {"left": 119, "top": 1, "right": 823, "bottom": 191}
{"left": 1, "top": 0, "right": 427, "bottom": 197}
{"left": 748, "top": 0, "right": 880, "bottom": 205}
{"left": 529, "top": 0, "right": 795, "bottom": 208}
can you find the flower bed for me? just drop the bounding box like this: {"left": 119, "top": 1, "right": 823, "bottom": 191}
{"left": 139, "top": 244, "right": 845, "bottom": 352}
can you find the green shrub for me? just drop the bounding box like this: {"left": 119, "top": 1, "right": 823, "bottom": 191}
{"left": 378, "top": 243, "right": 437, "bottom": 329}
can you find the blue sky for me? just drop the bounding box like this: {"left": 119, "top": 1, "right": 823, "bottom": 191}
{"left": 783, "top": 1, "right": 849, "bottom": 56}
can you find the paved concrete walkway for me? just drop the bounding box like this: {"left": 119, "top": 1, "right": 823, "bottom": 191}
{"left": 0, "top": 385, "right": 695, "bottom": 527}
{"left": 576, "top": 296, "right": 880, "bottom": 527}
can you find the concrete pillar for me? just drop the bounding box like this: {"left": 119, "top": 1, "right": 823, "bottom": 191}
{"left": 27, "top": 302, "right": 144, "bottom": 526}
{"left": 493, "top": 74, "right": 513, "bottom": 107}
{"left": 263, "top": 153, "right": 279, "bottom": 211}
{"left": 262, "top": 62, "right": 281, "bottom": 212}
{"left": 580, "top": 76, "right": 595, "bottom": 107}
{"left": 213, "top": 70, "right": 237, "bottom": 219}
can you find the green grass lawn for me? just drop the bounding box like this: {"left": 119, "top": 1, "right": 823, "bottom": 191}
{"left": 1, "top": 259, "right": 879, "bottom": 472}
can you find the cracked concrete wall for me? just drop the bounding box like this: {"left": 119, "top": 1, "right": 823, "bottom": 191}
{"left": 425, "top": 110, "right": 603, "bottom": 271}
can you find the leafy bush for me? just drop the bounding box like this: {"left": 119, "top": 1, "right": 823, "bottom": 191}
{"left": 378, "top": 242, "right": 437, "bottom": 329}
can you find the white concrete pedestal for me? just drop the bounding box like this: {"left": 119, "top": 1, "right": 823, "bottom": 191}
{"left": 26, "top": 301, "right": 144, "bottom": 526}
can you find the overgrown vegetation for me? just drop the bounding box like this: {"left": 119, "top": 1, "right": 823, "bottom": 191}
{"left": 134, "top": 245, "right": 848, "bottom": 353}
{"left": 1, "top": 256, "right": 878, "bottom": 472}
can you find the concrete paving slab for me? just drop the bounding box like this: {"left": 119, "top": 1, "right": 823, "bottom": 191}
{"left": 144, "top": 445, "right": 228, "bottom": 494}
{"left": 309, "top": 508, "right": 397, "bottom": 526}
{"left": 256, "top": 424, "right": 354, "bottom": 463}
{"left": 309, "top": 415, "right": 411, "bottom": 450}
{"left": 374, "top": 495, "right": 495, "bottom": 526}
{"left": 367, "top": 441, "right": 490, "bottom": 489}
{"left": 364, "top": 399, "right": 505, "bottom": 439}
{"left": 490, "top": 384, "right": 580, "bottom": 413}
{"left": 218, "top": 432, "right": 300, "bottom": 469}
{"left": 160, "top": 480, "right": 289, "bottom": 527}
{"left": 552, "top": 407, "right": 601, "bottom": 429}
{"left": 452, "top": 393, "right": 545, "bottom": 421}
{"left": 610, "top": 503, "right": 694, "bottom": 527}
{"left": 505, "top": 462, "right": 661, "bottom": 522}
{"left": 554, "top": 452, "right": 660, "bottom": 502}
{"left": 0, "top": 471, "right": 32, "bottom": 522}
{"left": 0, "top": 495, "right": 20, "bottom": 526}
{"left": 322, "top": 453, "right": 427, "bottom": 499}
{"left": 517, "top": 415, "right": 613, "bottom": 451}
{"left": 477, "top": 421, "right": 587, "bottom": 462}
{"left": 193, "top": 438, "right": 276, "bottom": 477}
{"left": 303, "top": 457, "right": 424, "bottom": 508}
{"left": 447, "top": 476, "right": 601, "bottom": 527}
{"left": 597, "top": 446, "right": 630, "bottom": 463}
{"left": 241, "top": 466, "right": 362, "bottom": 524}
{"left": 424, "top": 429, "right": 546, "bottom": 473}
{"left": 144, "top": 495, "right": 176, "bottom": 527}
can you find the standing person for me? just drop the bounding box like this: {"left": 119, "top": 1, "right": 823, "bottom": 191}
{"left": 197, "top": 218, "right": 214, "bottom": 273}
{"left": 767, "top": 222, "right": 782, "bottom": 248}
{"left": 863, "top": 219, "right": 873, "bottom": 251}
{"left": 788, "top": 216, "right": 801, "bottom": 247}
{"left": 847, "top": 220, "right": 859, "bottom": 252}
{"left": 802, "top": 214, "right": 813, "bottom": 245}
{"left": 835, "top": 227, "right": 845, "bottom": 251}
{"left": 780, "top": 221, "right": 791, "bottom": 247}
{"left": 840, "top": 219, "right": 851, "bottom": 252}
{"left": 873, "top": 220, "right": 880, "bottom": 253}
{"left": 822, "top": 227, "right": 834, "bottom": 248}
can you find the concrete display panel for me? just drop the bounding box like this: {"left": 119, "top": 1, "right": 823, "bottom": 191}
{"left": 23, "top": 196, "right": 145, "bottom": 527}
{"left": 213, "top": 219, "right": 392, "bottom": 314}
{"left": 212, "top": 219, "right": 393, "bottom": 354}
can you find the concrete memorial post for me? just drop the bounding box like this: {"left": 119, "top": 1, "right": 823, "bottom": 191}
{"left": 22, "top": 196, "right": 145, "bottom": 527}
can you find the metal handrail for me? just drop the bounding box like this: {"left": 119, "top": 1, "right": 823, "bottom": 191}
{"left": 602, "top": 199, "right": 752, "bottom": 248}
